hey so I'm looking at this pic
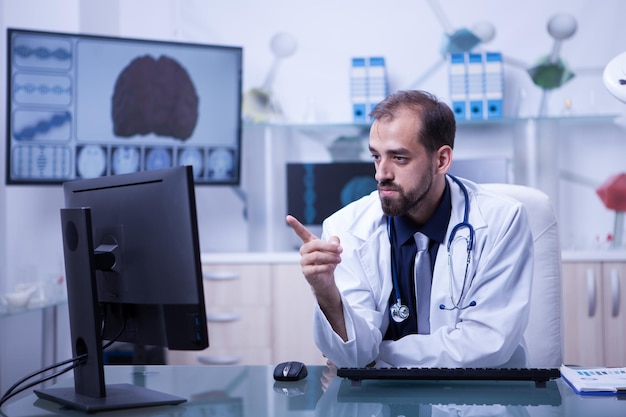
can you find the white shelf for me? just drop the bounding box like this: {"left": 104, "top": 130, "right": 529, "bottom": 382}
{"left": 243, "top": 113, "right": 620, "bottom": 130}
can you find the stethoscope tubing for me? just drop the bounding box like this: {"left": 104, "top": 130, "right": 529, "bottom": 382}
{"left": 443, "top": 175, "right": 477, "bottom": 310}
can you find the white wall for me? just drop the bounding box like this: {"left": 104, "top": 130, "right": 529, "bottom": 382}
{"left": 2, "top": 0, "right": 626, "bottom": 394}
{"left": 154, "top": 0, "right": 626, "bottom": 250}
{"left": 0, "top": 0, "right": 80, "bottom": 396}
{"left": 3, "top": 0, "right": 626, "bottom": 285}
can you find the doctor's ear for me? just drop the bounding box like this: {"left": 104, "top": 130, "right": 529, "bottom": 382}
{"left": 435, "top": 145, "right": 452, "bottom": 173}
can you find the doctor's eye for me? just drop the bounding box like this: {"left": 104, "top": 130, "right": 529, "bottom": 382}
{"left": 392, "top": 155, "right": 411, "bottom": 164}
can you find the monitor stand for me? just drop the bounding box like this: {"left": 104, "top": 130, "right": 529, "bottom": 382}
{"left": 34, "top": 208, "right": 186, "bottom": 413}
{"left": 35, "top": 383, "right": 185, "bottom": 414}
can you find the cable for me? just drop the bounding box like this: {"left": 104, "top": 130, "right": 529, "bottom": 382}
{"left": 0, "top": 353, "right": 86, "bottom": 403}
{"left": 0, "top": 360, "right": 81, "bottom": 408}
{"left": 0, "top": 316, "right": 126, "bottom": 410}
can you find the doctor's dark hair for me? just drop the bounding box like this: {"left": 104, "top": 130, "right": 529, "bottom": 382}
{"left": 369, "top": 90, "right": 456, "bottom": 153}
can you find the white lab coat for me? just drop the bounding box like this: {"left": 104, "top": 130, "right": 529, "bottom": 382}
{"left": 313, "top": 176, "right": 533, "bottom": 368}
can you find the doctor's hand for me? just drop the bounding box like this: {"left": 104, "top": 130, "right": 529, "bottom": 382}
{"left": 286, "top": 215, "right": 348, "bottom": 341}
{"left": 286, "top": 215, "right": 343, "bottom": 290}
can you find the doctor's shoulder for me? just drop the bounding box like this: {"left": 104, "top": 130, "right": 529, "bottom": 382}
{"left": 472, "top": 184, "right": 531, "bottom": 227}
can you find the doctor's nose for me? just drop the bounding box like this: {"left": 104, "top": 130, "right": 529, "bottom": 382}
{"left": 374, "top": 161, "right": 393, "bottom": 183}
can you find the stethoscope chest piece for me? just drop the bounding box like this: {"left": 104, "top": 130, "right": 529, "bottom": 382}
{"left": 390, "top": 299, "right": 410, "bottom": 323}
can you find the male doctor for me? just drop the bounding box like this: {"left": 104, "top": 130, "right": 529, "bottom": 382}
{"left": 286, "top": 90, "right": 533, "bottom": 369}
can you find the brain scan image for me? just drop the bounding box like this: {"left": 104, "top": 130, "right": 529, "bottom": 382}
{"left": 207, "top": 148, "right": 234, "bottom": 180}
{"left": 178, "top": 148, "right": 204, "bottom": 178}
{"left": 146, "top": 147, "right": 172, "bottom": 170}
{"left": 112, "top": 146, "right": 141, "bottom": 174}
{"left": 111, "top": 55, "right": 199, "bottom": 140}
{"left": 77, "top": 145, "right": 107, "bottom": 178}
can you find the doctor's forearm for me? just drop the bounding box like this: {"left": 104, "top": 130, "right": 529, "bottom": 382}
{"left": 314, "top": 286, "right": 348, "bottom": 342}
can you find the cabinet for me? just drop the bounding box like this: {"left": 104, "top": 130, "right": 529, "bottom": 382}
{"left": 167, "top": 258, "right": 327, "bottom": 366}
{"left": 271, "top": 263, "right": 326, "bottom": 365}
{"left": 168, "top": 263, "right": 273, "bottom": 365}
{"left": 562, "top": 260, "right": 626, "bottom": 366}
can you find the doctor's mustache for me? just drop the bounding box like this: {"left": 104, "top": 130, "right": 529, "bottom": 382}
{"left": 377, "top": 180, "right": 401, "bottom": 191}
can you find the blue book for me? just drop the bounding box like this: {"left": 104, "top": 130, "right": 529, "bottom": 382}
{"left": 467, "top": 53, "right": 484, "bottom": 120}
{"left": 484, "top": 52, "right": 504, "bottom": 119}
{"left": 351, "top": 57, "right": 368, "bottom": 122}
{"left": 367, "top": 57, "right": 388, "bottom": 117}
{"left": 448, "top": 53, "right": 468, "bottom": 120}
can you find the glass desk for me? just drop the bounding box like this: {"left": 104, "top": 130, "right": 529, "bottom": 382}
{"left": 2, "top": 364, "right": 626, "bottom": 416}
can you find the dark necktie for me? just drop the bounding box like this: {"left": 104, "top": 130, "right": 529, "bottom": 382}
{"left": 414, "top": 232, "right": 432, "bottom": 334}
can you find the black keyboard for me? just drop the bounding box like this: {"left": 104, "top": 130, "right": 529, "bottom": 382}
{"left": 337, "top": 367, "right": 561, "bottom": 385}
{"left": 336, "top": 377, "right": 562, "bottom": 407}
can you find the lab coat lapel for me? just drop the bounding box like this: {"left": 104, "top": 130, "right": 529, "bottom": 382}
{"left": 352, "top": 207, "right": 393, "bottom": 310}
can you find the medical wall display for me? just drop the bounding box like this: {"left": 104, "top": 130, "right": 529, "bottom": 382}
{"left": 286, "top": 162, "right": 377, "bottom": 226}
{"left": 6, "top": 28, "right": 243, "bottom": 185}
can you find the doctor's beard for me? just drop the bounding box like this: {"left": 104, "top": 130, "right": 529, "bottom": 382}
{"left": 378, "top": 171, "right": 434, "bottom": 218}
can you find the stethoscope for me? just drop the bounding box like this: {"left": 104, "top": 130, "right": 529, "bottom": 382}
{"left": 387, "top": 174, "right": 476, "bottom": 323}
{"left": 441, "top": 175, "right": 477, "bottom": 311}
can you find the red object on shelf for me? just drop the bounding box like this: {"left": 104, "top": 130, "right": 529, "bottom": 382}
{"left": 596, "top": 172, "right": 626, "bottom": 211}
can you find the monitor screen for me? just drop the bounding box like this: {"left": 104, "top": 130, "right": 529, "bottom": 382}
{"left": 34, "top": 165, "right": 209, "bottom": 412}
{"left": 6, "top": 28, "right": 242, "bottom": 185}
{"left": 286, "top": 162, "right": 378, "bottom": 226}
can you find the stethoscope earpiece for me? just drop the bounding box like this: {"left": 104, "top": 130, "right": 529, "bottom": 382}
{"left": 439, "top": 300, "right": 477, "bottom": 310}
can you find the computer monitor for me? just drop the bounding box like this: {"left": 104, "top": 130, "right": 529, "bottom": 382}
{"left": 6, "top": 28, "right": 242, "bottom": 185}
{"left": 34, "top": 165, "right": 209, "bottom": 413}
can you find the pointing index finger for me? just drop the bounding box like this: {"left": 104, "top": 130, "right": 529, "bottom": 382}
{"left": 286, "top": 215, "right": 317, "bottom": 243}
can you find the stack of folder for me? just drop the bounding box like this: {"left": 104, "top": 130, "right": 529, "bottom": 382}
{"left": 448, "top": 51, "right": 504, "bottom": 120}
{"left": 351, "top": 57, "right": 388, "bottom": 122}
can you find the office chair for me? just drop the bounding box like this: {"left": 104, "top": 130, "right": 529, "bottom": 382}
{"left": 482, "top": 183, "right": 563, "bottom": 368}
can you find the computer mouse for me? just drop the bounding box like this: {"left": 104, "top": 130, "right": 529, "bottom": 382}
{"left": 273, "top": 361, "right": 308, "bottom": 381}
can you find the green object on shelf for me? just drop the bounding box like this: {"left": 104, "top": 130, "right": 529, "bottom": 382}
{"left": 527, "top": 56, "right": 575, "bottom": 90}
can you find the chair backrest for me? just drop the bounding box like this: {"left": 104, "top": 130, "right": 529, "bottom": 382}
{"left": 482, "top": 183, "right": 563, "bottom": 368}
